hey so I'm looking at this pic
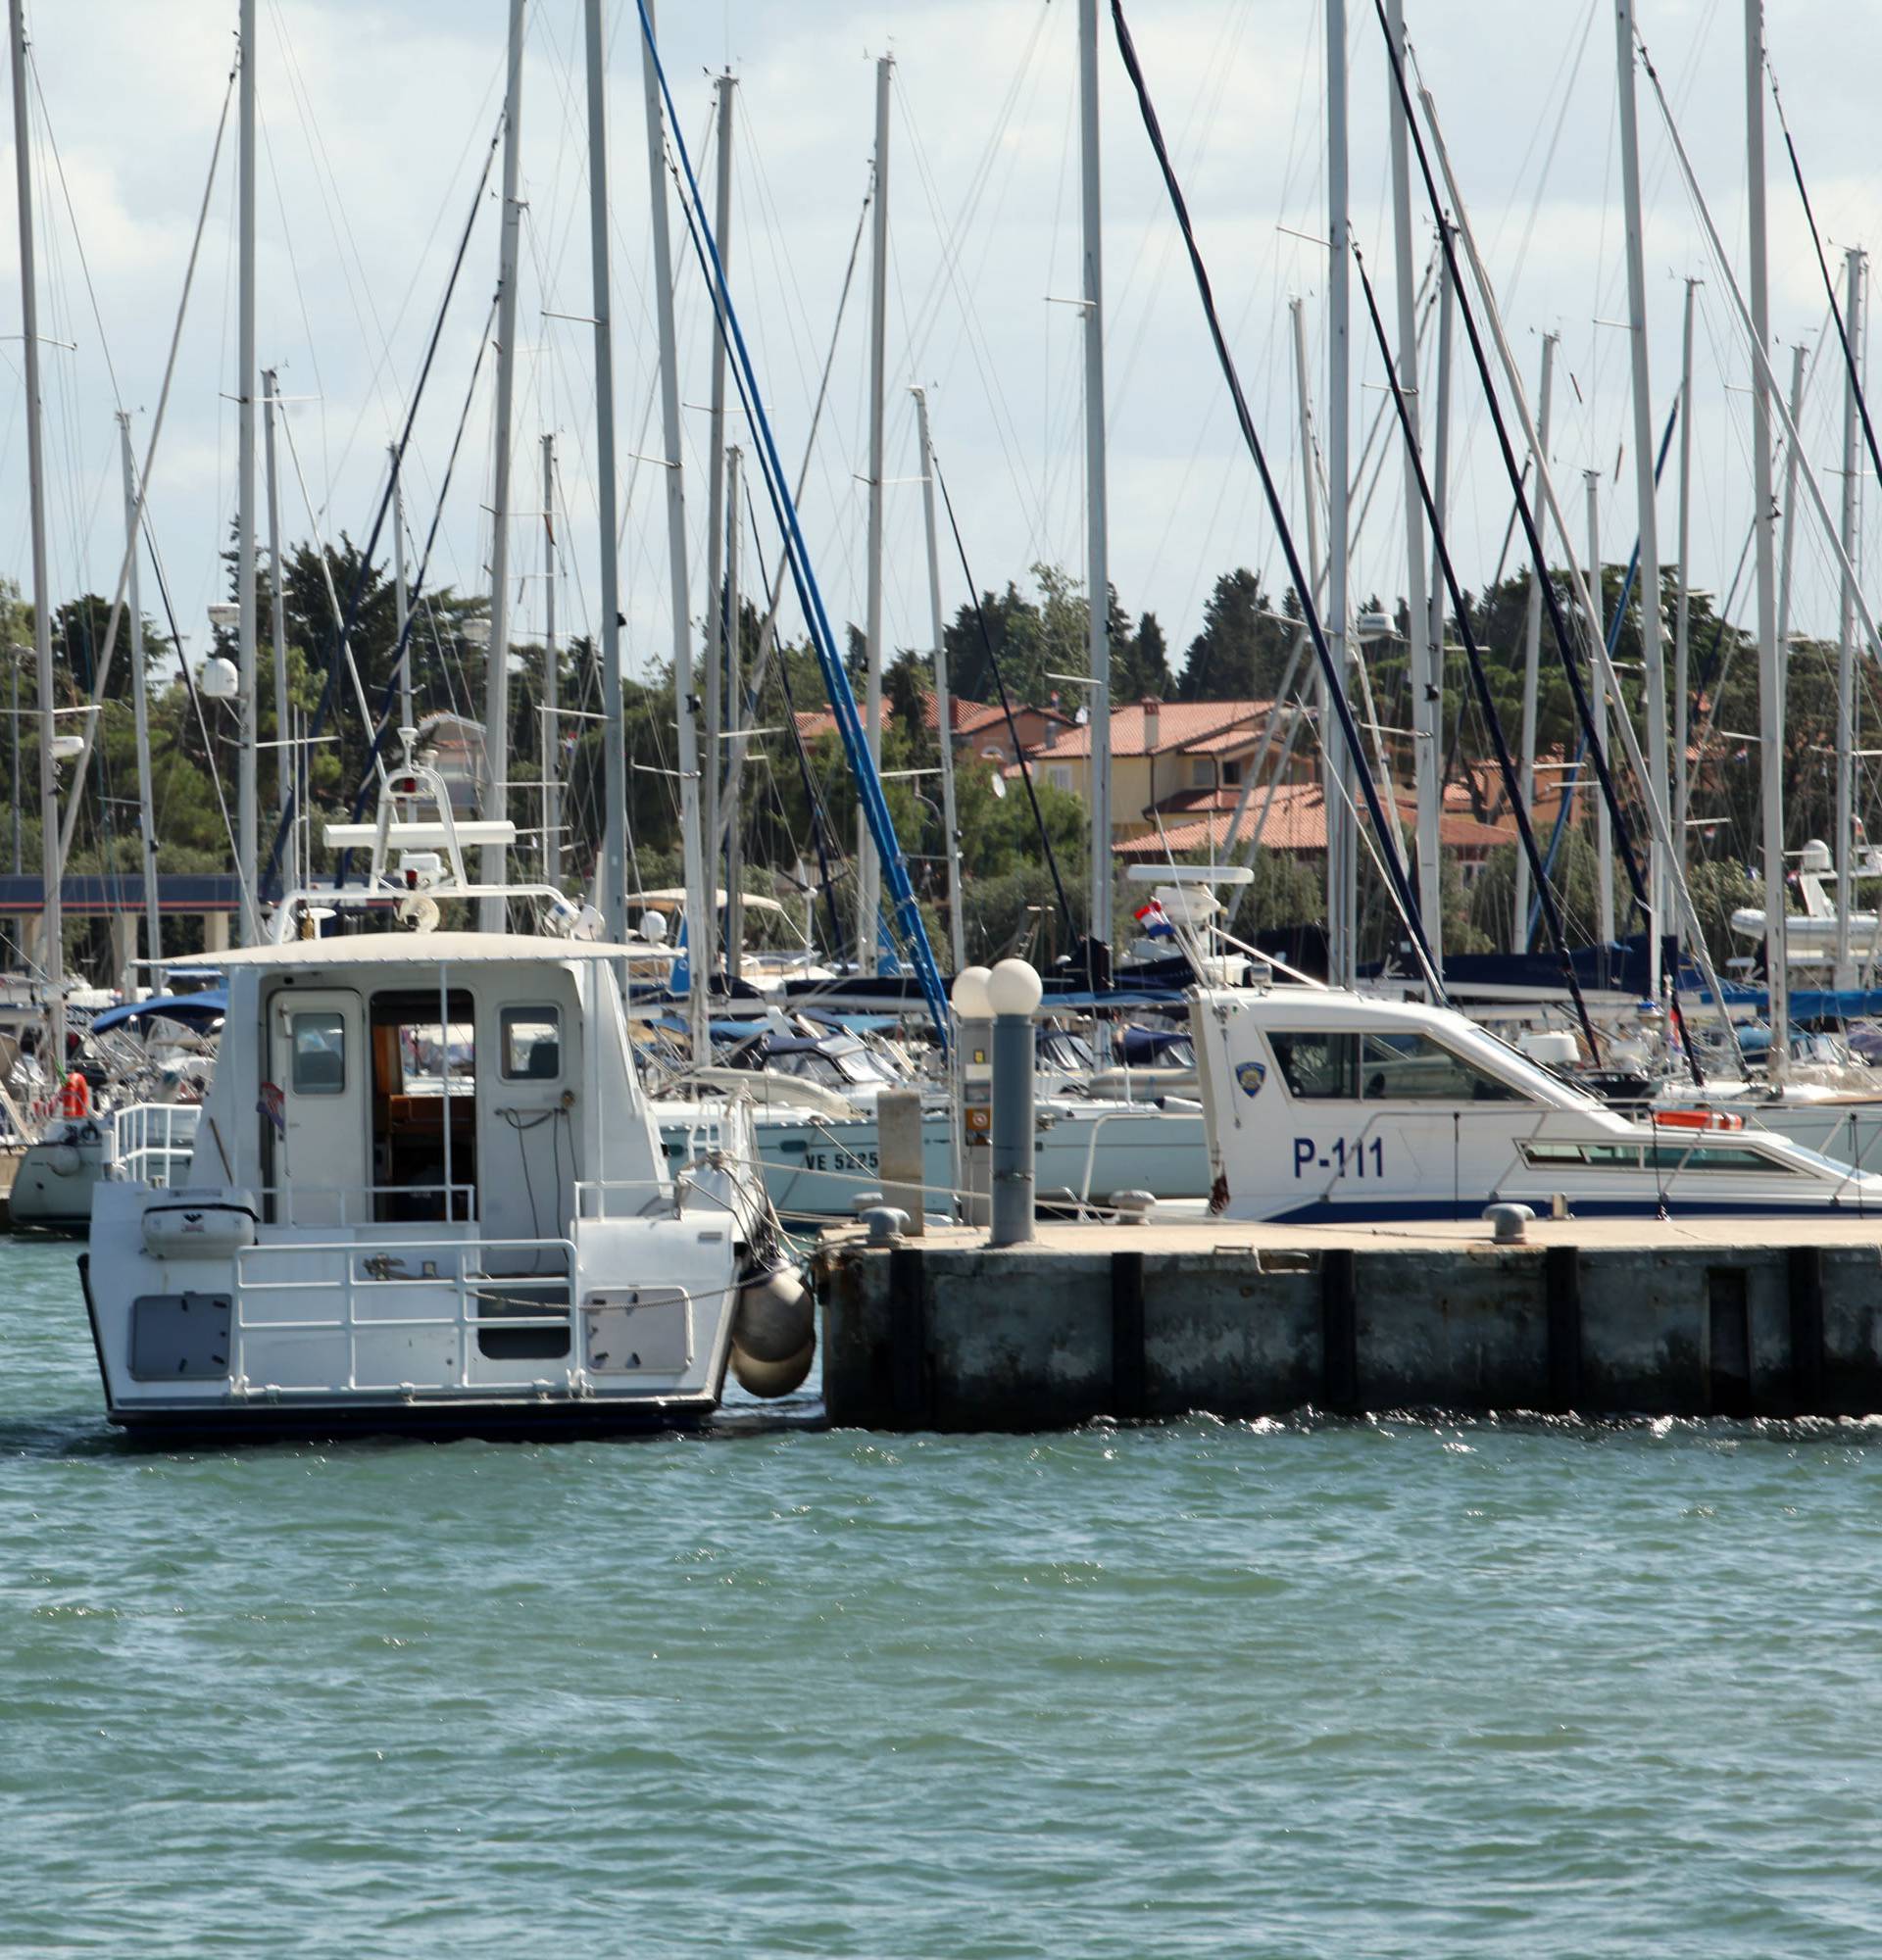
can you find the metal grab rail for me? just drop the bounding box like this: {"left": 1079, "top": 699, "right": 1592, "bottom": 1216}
{"left": 254, "top": 1181, "right": 481, "bottom": 1228}
{"left": 230, "top": 1232, "right": 578, "bottom": 1396}
{"left": 110, "top": 1102, "right": 203, "bottom": 1188}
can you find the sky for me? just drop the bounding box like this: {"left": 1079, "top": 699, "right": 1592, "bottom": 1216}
{"left": 5, "top": 0, "right": 1882, "bottom": 710}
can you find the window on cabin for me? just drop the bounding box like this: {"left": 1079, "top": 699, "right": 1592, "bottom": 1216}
{"left": 1222, "top": 760, "right": 1242, "bottom": 785}
{"left": 289, "top": 1011, "right": 346, "bottom": 1096}
{"left": 1358, "top": 1032, "right": 1525, "bottom": 1102}
{"left": 1191, "top": 759, "right": 1213, "bottom": 788}
{"left": 1267, "top": 1032, "right": 1358, "bottom": 1099}
{"left": 501, "top": 1006, "right": 562, "bottom": 1082}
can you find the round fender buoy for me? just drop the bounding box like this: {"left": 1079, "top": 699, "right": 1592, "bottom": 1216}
{"left": 730, "top": 1337, "right": 815, "bottom": 1399}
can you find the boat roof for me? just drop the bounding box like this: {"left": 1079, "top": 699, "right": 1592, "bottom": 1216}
{"left": 171, "top": 931, "right": 645, "bottom": 969}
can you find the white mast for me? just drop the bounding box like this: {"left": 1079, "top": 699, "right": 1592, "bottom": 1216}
{"left": 1672, "top": 283, "right": 1697, "bottom": 900}
{"left": 540, "top": 430, "right": 558, "bottom": 887}
{"left": 236, "top": 0, "right": 259, "bottom": 945}
{"left": 9, "top": 0, "right": 60, "bottom": 1062}
{"left": 1290, "top": 294, "right": 1328, "bottom": 771}
{"left": 480, "top": 0, "right": 525, "bottom": 928}
{"left": 1077, "top": 0, "right": 1114, "bottom": 1010}
{"left": 857, "top": 53, "right": 891, "bottom": 973}
{"left": 702, "top": 69, "right": 735, "bottom": 985}
{"left": 1615, "top": 0, "right": 1669, "bottom": 994}
{"left": 1421, "top": 232, "right": 1454, "bottom": 974}
{"left": 118, "top": 414, "right": 161, "bottom": 973}
{"left": 391, "top": 439, "right": 410, "bottom": 738}
{"left": 1511, "top": 331, "right": 1557, "bottom": 950}
{"left": 1835, "top": 247, "right": 1865, "bottom": 988}
{"left": 1325, "top": 0, "right": 1355, "bottom": 989}
{"left": 1585, "top": 470, "right": 1615, "bottom": 947}
{"left": 584, "top": 0, "right": 626, "bottom": 945}
{"left": 1746, "top": 0, "right": 1786, "bottom": 1078}
{"left": 265, "top": 370, "right": 290, "bottom": 824}
{"left": 1386, "top": 0, "right": 1437, "bottom": 962}
{"left": 640, "top": 0, "right": 708, "bottom": 1053}
{"left": 722, "top": 445, "right": 744, "bottom": 975}
{"left": 915, "top": 385, "right": 966, "bottom": 974}
{"left": 1775, "top": 340, "right": 1808, "bottom": 679}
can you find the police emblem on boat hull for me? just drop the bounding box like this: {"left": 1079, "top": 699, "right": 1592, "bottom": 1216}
{"left": 1235, "top": 1060, "right": 1265, "bottom": 1098}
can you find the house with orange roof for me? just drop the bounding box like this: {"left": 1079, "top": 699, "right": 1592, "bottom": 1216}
{"left": 1018, "top": 696, "right": 1313, "bottom": 841}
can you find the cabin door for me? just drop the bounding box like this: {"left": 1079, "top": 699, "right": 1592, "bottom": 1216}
{"left": 268, "top": 988, "right": 367, "bottom": 1226}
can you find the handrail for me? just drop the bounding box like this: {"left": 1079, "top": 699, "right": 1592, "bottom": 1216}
{"left": 231, "top": 1232, "right": 579, "bottom": 1394}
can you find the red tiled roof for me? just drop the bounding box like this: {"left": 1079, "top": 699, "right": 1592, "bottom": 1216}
{"left": 1029, "top": 698, "right": 1271, "bottom": 760}
{"left": 1114, "top": 781, "right": 1517, "bottom": 858}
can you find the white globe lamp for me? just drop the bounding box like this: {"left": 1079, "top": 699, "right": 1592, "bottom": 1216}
{"left": 951, "top": 964, "right": 993, "bottom": 1021}
{"left": 986, "top": 957, "right": 1042, "bottom": 1019}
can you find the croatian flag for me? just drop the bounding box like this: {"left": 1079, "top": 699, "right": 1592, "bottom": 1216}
{"left": 1134, "top": 899, "right": 1175, "bottom": 941}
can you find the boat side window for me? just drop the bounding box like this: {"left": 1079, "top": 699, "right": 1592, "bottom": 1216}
{"left": 501, "top": 1006, "right": 561, "bottom": 1082}
{"left": 1266, "top": 1032, "right": 1358, "bottom": 1099}
{"left": 289, "top": 1011, "right": 346, "bottom": 1096}
{"left": 1659, "top": 1144, "right": 1794, "bottom": 1174}
{"left": 1522, "top": 1141, "right": 1644, "bottom": 1168}
{"left": 1360, "top": 1032, "right": 1525, "bottom": 1102}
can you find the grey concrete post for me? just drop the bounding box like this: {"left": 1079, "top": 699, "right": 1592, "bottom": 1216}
{"left": 990, "top": 1014, "right": 1035, "bottom": 1247}
{"left": 877, "top": 1086, "right": 925, "bottom": 1238}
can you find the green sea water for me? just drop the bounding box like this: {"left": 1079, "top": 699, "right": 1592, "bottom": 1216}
{"left": 4, "top": 1235, "right": 1881, "bottom": 1956}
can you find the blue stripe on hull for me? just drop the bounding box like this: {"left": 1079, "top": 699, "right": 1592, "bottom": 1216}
{"left": 1267, "top": 1197, "right": 1878, "bottom": 1224}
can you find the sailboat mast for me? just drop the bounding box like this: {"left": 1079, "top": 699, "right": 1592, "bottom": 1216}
{"left": 584, "top": 0, "right": 626, "bottom": 945}
{"left": 857, "top": 54, "right": 891, "bottom": 973}
{"left": 1077, "top": 0, "right": 1113, "bottom": 1012}
{"left": 915, "top": 385, "right": 966, "bottom": 974}
{"left": 1421, "top": 232, "right": 1454, "bottom": 975}
{"left": 1672, "top": 284, "right": 1696, "bottom": 908}
{"left": 1835, "top": 248, "right": 1864, "bottom": 988}
{"left": 391, "top": 438, "right": 410, "bottom": 737}
{"left": 1511, "top": 331, "right": 1557, "bottom": 951}
{"left": 9, "top": 0, "right": 61, "bottom": 1063}
{"left": 540, "top": 431, "right": 559, "bottom": 888}
{"left": 639, "top": 0, "right": 708, "bottom": 1052}
{"left": 1775, "top": 340, "right": 1807, "bottom": 671}
{"left": 1385, "top": 0, "right": 1437, "bottom": 955}
{"left": 1585, "top": 471, "right": 1615, "bottom": 949}
{"left": 265, "top": 370, "right": 290, "bottom": 824}
{"left": 480, "top": 0, "right": 526, "bottom": 928}
{"left": 702, "top": 70, "right": 734, "bottom": 985}
{"left": 119, "top": 414, "right": 161, "bottom": 972}
{"left": 1745, "top": 0, "right": 1786, "bottom": 1079}
{"left": 722, "top": 445, "right": 744, "bottom": 976}
{"left": 1615, "top": 0, "right": 1669, "bottom": 995}
{"left": 1325, "top": 0, "right": 1355, "bottom": 990}
{"left": 237, "top": 0, "right": 259, "bottom": 945}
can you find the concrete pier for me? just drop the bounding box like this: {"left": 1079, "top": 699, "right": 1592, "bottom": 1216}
{"left": 814, "top": 1214, "right": 1882, "bottom": 1429}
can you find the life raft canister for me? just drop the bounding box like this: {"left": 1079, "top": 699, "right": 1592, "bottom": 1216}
{"left": 1651, "top": 1106, "right": 1744, "bottom": 1133}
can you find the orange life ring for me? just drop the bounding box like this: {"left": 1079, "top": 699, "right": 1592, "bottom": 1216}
{"left": 58, "top": 1074, "right": 89, "bottom": 1119}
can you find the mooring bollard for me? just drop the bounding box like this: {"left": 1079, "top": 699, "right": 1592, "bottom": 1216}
{"left": 987, "top": 957, "right": 1042, "bottom": 1247}
{"left": 878, "top": 1087, "right": 925, "bottom": 1238}
{"left": 951, "top": 966, "right": 993, "bottom": 1229}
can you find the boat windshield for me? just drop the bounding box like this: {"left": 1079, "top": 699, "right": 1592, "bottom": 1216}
{"left": 1267, "top": 1029, "right": 1529, "bottom": 1103}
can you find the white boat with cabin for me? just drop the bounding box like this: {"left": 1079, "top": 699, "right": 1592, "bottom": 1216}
{"left": 79, "top": 765, "right": 807, "bottom": 1438}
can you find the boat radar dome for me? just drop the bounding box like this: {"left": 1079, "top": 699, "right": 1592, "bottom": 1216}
{"left": 199, "top": 656, "right": 240, "bottom": 700}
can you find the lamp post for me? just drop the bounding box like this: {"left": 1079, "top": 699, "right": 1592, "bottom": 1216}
{"left": 951, "top": 963, "right": 992, "bottom": 1229}
{"left": 986, "top": 956, "right": 1042, "bottom": 1247}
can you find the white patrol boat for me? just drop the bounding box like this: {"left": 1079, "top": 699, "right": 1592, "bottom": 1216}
{"left": 79, "top": 760, "right": 808, "bottom": 1439}
{"left": 1148, "top": 870, "right": 1882, "bottom": 1223}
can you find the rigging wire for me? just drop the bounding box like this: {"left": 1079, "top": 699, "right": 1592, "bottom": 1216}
{"left": 1108, "top": 0, "right": 1443, "bottom": 996}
